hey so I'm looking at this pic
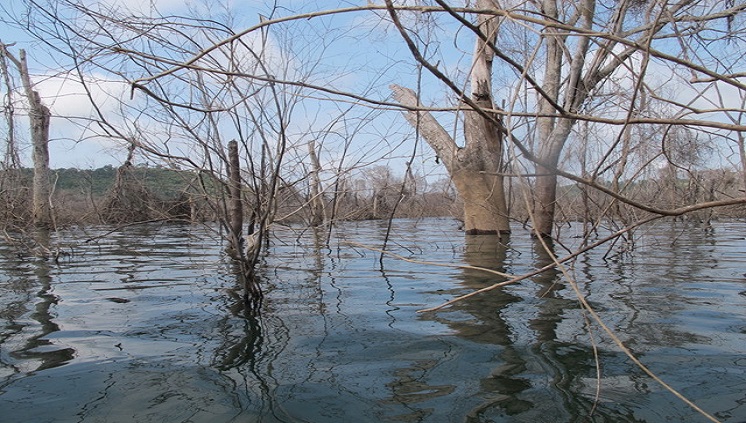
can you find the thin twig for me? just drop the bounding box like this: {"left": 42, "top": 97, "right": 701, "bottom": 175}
{"left": 343, "top": 241, "right": 513, "bottom": 279}
{"left": 532, "top": 232, "right": 720, "bottom": 423}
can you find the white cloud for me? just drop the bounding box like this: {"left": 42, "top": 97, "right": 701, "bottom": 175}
{"left": 37, "top": 73, "right": 129, "bottom": 118}
{"left": 32, "top": 72, "right": 131, "bottom": 167}
{"left": 95, "top": 0, "right": 195, "bottom": 15}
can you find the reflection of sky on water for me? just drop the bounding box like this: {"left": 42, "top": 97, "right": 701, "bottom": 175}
{"left": 0, "top": 219, "right": 745, "bottom": 422}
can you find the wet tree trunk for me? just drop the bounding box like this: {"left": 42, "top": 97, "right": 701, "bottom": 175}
{"left": 390, "top": 2, "right": 509, "bottom": 236}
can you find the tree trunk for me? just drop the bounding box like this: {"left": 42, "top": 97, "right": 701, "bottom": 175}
{"left": 227, "top": 140, "right": 244, "bottom": 260}
{"left": 464, "top": 3, "right": 510, "bottom": 234}
{"left": 0, "top": 51, "right": 20, "bottom": 169}
{"left": 0, "top": 46, "right": 53, "bottom": 228}
{"left": 452, "top": 171, "right": 508, "bottom": 235}
{"left": 533, "top": 169, "right": 558, "bottom": 237}
{"left": 737, "top": 133, "right": 746, "bottom": 193}
{"left": 16, "top": 50, "right": 52, "bottom": 229}
{"left": 307, "top": 138, "right": 325, "bottom": 226}
{"left": 392, "top": 84, "right": 509, "bottom": 235}
{"left": 530, "top": 0, "right": 597, "bottom": 238}
{"left": 390, "top": 0, "right": 510, "bottom": 236}
{"left": 533, "top": 124, "right": 574, "bottom": 237}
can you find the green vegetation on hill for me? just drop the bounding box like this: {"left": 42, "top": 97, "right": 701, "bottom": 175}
{"left": 51, "top": 165, "right": 197, "bottom": 200}
{"left": 0, "top": 165, "right": 211, "bottom": 227}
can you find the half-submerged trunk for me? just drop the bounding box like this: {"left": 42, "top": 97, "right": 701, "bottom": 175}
{"left": 3, "top": 47, "right": 53, "bottom": 228}
{"left": 392, "top": 84, "right": 509, "bottom": 235}
{"left": 391, "top": 1, "right": 509, "bottom": 236}
{"left": 307, "top": 138, "right": 325, "bottom": 226}
{"left": 30, "top": 92, "right": 51, "bottom": 229}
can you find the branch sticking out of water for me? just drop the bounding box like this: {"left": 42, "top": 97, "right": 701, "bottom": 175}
{"left": 531, "top": 226, "right": 721, "bottom": 423}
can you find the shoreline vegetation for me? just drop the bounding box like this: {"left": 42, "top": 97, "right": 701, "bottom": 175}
{"left": 0, "top": 163, "right": 742, "bottom": 232}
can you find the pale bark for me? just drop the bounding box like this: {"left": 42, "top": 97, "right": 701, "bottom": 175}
{"left": 1, "top": 46, "right": 52, "bottom": 228}
{"left": 529, "top": 0, "right": 697, "bottom": 237}
{"left": 390, "top": 0, "right": 510, "bottom": 236}
{"left": 391, "top": 84, "right": 509, "bottom": 235}
{"left": 0, "top": 51, "right": 20, "bottom": 169}
{"left": 737, "top": 133, "right": 746, "bottom": 193}
{"left": 465, "top": 1, "right": 510, "bottom": 234}
{"left": 532, "top": 0, "right": 594, "bottom": 237}
{"left": 307, "top": 138, "right": 325, "bottom": 226}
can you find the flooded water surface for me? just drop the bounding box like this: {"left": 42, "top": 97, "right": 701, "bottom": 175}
{"left": 1, "top": 219, "right": 745, "bottom": 422}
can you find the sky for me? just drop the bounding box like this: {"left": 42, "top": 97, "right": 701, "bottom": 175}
{"left": 0, "top": 0, "right": 452, "bottom": 180}
{"left": 0, "top": 0, "right": 743, "bottom": 178}
{"left": 0, "top": 1, "right": 305, "bottom": 169}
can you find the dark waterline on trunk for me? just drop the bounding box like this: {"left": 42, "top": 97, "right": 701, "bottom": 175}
{"left": 0, "top": 218, "right": 745, "bottom": 422}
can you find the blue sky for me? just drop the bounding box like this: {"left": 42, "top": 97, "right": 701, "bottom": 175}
{"left": 0, "top": 0, "right": 744, "bottom": 180}
{"left": 0, "top": 1, "right": 456, "bottom": 184}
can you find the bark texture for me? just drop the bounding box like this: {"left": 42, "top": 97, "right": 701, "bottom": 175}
{"left": 390, "top": 1, "right": 510, "bottom": 236}
{"left": 227, "top": 140, "right": 244, "bottom": 260}
{"left": 391, "top": 84, "right": 509, "bottom": 235}
{"left": 15, "top": 49, "right": 52, "bottom": 228}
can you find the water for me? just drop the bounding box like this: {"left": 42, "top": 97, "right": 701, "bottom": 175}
{"left": 0, "top": 218, "right": 745, "bottom": 422}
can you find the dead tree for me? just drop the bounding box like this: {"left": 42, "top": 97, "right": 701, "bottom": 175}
{"left": 226, "top": 140, "right": 245, "bottom": 260}
{"left": 0, "top": 44, "right": 52, "bottom": 228}
{"left": 390, "top": 0, "right": 510, "bottom": 237}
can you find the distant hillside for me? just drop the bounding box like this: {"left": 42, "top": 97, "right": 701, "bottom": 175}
{"left": 50, "top": 165, "right": 200, "bottom": 200}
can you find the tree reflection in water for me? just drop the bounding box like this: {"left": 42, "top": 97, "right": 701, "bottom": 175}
{"left": 417, "top": 235, "right": 646, "bottom": 422}
{"left": 0, "top": 220, "right": 741, "bottom": 422}
{"left": 2, "top": 229, "right": 75, "bottom": 376}
{"left": 211, "top": 272, "right": 291, "bottom": 422}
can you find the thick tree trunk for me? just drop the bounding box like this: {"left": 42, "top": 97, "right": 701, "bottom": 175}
{"left": 452, "top": 171, "right": 507, "bottom": 235}
{"left": 464, "top": 3, "right": 510, "bottom": 234}
{"left": 392, "top": 84, "right": 509, "bottom": 235}
{"left": 533, "top": 125, "right": 573, "bottom": 238}
{"left": 389, "top": 1, "right": 510, "bottom": 236}
{"left": 533, "top": 167, "right": 558, "bottom": 237}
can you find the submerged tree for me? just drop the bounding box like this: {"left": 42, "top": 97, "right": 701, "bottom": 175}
{"left": 390, "top": 0, "right": 510, "bottom": 236}
{"left": 387, "top": 0, "right": 745, "bottom": 238}
{"left": 0, "top": 43, "right": 52, "bottom": 230}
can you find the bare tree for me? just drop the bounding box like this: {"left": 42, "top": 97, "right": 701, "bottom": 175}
{"left": 390, "top": 0, "right": 510, "bottom": 236}
{"left": 386, "top": 0, "right": 745, "bottom": 238}
{"left": 0, "top": 43, "right": 52, "bottom": 229}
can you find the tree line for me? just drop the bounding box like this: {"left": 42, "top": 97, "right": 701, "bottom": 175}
{"left": 0, "top": 162, "right": 460, "bottom": 227}
{"left": 0, "top": 160, "right": 741, "bottom": 232}
{"left": 1, "top": 3, "right": 743, "bottom": 419}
